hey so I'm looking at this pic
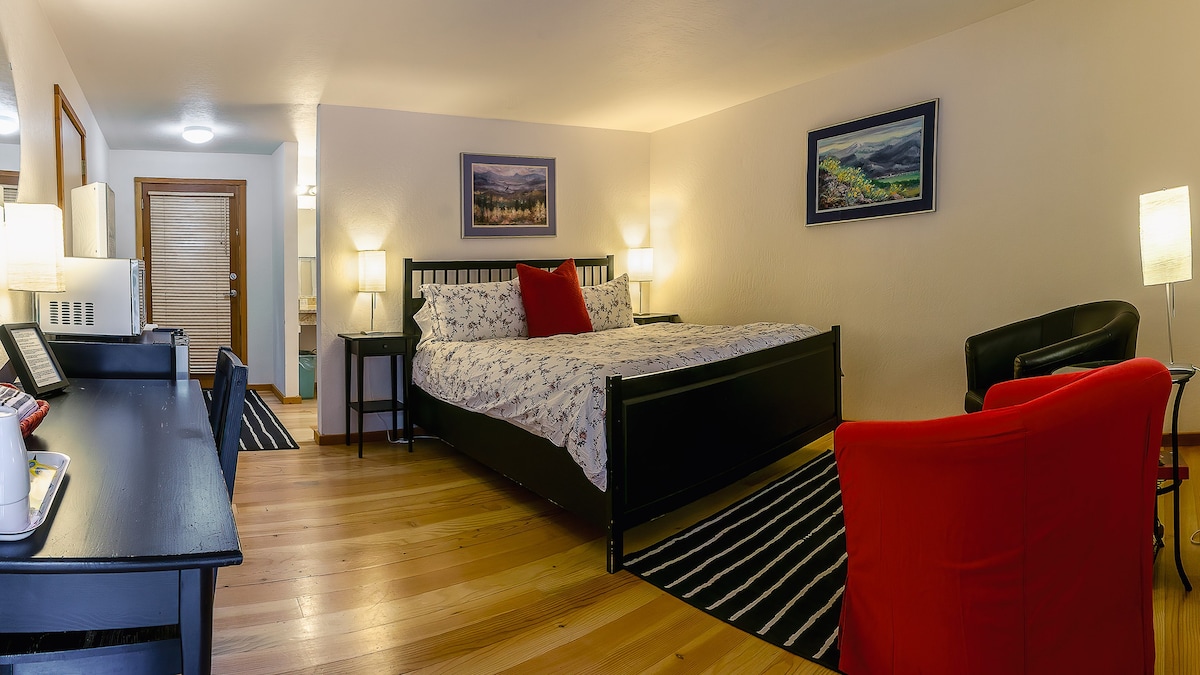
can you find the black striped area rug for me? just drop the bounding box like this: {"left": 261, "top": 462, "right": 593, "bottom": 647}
{"left": 625, "top": 450, "right": 845, "bottom": 670}
{"left": 202, "top": 389, "right": 300, "bottom": 451}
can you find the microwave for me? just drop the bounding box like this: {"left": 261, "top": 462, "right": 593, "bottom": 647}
{"left": 38, "top": 257, "right": 147, "bottom": 337}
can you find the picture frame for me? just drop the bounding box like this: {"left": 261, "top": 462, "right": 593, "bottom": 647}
{"left": 461, "top": 153, "right": 556, "bottom": 238}
{"left": 806, "top": 99, "right": 938, "bottom": 226}
{"left": 0, "top": 323, "right": 70, "bottom": 397}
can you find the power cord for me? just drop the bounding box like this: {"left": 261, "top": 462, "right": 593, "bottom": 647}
{"left": 383, "top": 426, "right": 436, "bottom": 444}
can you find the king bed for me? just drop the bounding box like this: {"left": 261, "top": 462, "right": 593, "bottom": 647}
{"left": 403, "top": 256, "right": 842, "bottom": 573}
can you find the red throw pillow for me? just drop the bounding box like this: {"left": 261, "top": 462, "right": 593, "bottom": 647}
{"left": 516, "top": 259, "right": 594, "bottom": 337}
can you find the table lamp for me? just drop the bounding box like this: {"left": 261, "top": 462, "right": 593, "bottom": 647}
{"left": 358, "top": 250, "right": 386, "bottom": 333}
{"left": 4, "top": 204, "right": 66, "bottom": 324}
{"left": 1140, "top": 185, "right": 1192, "bottom": 368}
{"left": 628, "top": 247, "right": 654, "bottom": 315}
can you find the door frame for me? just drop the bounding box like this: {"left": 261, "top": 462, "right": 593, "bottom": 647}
{"left": 135, "top": 177, "right": 248, "bottom": 374}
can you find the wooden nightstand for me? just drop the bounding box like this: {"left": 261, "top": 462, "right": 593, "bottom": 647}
{"left": 634, "top": 313, "right": 681, "bottom": 325}
{"left": 339, "top": 332, "right": 414, "bottom": 457}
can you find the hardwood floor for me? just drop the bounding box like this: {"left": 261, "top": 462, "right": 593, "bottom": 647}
{"left": 213, "top": 398, "right": 1200, "bottom": 674}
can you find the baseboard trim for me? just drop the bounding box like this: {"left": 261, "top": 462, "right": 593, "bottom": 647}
{"left": 1172, "top": 432, "right": 1200, "bottom": 448}
{"left": 316, "top": 429, "right": 397, "bottom": 446}
{"left": 268, "top": 383, "right": 303, "bottom": 404}
{"left": 249, "top": 383, "right": 308, "bottom": 404}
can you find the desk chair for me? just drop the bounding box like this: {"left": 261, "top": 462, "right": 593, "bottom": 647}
{"left": 209, "top": 347, "right": 248, "bottom": 498}
{"left": 835, "top": 358, "right": 1170, "bottom": 675}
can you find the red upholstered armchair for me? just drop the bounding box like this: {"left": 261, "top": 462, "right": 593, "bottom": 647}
{"left": 834, "top": 358, "right": 1171, "bottom": 675}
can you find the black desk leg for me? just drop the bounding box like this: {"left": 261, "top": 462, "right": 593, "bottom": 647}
{"left": 179, "top": 567, "right": 214, "bottom": 675}
{"left": 1172, "top": 380, "right": 1191, "bottom": 591}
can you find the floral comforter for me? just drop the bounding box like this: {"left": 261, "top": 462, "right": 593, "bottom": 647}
{"left": 411, "top": 321, "right": 821, "bottom": 490}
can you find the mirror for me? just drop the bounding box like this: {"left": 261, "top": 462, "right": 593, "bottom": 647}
{"left": 0, "top": 34, "right": 19, "bottom": 202}
{"left": 54, "top": 84, "right": 85, "bottom": 254}
{"left": 299, "top": 257, "right": 316, "bottom": 311}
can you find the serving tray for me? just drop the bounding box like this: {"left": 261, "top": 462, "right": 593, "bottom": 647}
{"left": 0, "top": 451, "right": 70, "bottom": 541}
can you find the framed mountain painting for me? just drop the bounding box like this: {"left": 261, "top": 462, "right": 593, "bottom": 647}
{"left": 806, "top": 99, "right": 938, "bottom": 226}
{"left": 461, "top": 153, "right": 556, "bottom": 238}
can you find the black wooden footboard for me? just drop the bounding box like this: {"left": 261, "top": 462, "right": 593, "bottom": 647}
{"left": 402, "top": 257, "right": 843, "bottom": 574}
{"left": 604, "top": 326, "right": 841, "bottom": 571}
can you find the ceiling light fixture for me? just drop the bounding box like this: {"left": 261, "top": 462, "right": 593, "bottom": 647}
{"left": 182, "top": 126, "right": 214, "bottom": 144}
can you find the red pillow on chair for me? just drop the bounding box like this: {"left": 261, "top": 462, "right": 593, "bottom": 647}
{"left": 516, "top": 259, "right": 594, "bottom": 337}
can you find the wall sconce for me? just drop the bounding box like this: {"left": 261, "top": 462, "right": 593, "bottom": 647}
{"left": 628, "top": 247, "right": 654, "bottom": 315}
{"left": 296, "top": 185, "right": 317, "bottom": 210}
{"left": 4, "top": 204, "right": 66, "bottom": 293}
{"left": 358, "top": 250, "right": 386, "bottom": 333}
{"left": 1140, "top": 185, "right": 1192, "bottom": 367}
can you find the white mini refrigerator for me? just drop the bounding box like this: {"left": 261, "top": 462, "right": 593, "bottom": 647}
{"left": 71, "top": 182, "right": 117, "bottom": 258}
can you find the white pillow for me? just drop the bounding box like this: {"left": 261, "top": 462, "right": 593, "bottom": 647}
{"left": 581, "top": 274, "right": 635, "bottom": 331}
{"left": 420, "top": 279, "right": 527, "bottom": 342}
{"left": 413, "top": 302, "right": 437, "bottom": 346}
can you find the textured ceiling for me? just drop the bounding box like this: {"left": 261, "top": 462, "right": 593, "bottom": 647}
{"left": 33, "top": 0, "right": 1034, "bottom": 158}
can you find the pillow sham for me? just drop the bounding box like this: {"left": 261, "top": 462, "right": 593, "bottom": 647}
{"left": 581, "top": 273, "right": 635, "bottom": 331}
{"left": 419, "top": 278, "right": 527, "bottom": 342}
{"left": 412, "top": 302, "right": 437, "bottom": 345}
{"left": 516, "top": 259, "right": 593, "bottom": 337}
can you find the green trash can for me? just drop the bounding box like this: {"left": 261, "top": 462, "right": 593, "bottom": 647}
{"left": 298, "top": 351, "right": 316, "bottom": 399}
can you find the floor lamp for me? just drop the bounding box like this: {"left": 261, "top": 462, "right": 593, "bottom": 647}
{"left": 1140, "top": 185, "right": 1192, "bottom": 369}
{"left": 358, "top": 250, "right": 386, "bottom": 333}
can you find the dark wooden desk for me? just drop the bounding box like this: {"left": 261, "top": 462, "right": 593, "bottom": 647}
{"left": 0, "top": 378, "right": 242, "bottom": 674}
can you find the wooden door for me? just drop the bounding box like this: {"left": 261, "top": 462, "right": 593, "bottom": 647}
{"left": 136, "top": 178, "right": 247, "bottom": 378}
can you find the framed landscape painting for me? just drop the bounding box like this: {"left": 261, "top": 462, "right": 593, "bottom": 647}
{"left": 806, "top": 99, "right": 938, "bottom": 226}
{"left": 461, "top": 153, "right": 556, "bottom": 238}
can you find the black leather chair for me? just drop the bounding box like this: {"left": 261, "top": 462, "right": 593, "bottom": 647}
{"left": 209, "top": 347, "right": 248, "bottom": 498}
{"left": 964, "top": 300, "right": 1140, "bottom": 412}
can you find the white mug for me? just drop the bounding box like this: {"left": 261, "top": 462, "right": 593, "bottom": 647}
{"left": 0, "top": 406, "right": 30, "bottom": 532}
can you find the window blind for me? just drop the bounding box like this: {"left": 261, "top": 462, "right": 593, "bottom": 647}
{"left": 148, "top": 191, "right": 233, "bottom": 375}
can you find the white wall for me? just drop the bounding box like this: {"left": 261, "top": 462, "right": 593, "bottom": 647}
{"left": 0, "top": 143, "right": 19, "bottom": 172}
{"left": 272, "top": 141, "right": 299, "bottom": 398}
{"left": 107, "top": 149, "right": 283, "bottom": 385}
{"left": 0, "top": 0, "right": 106, "bottom": 343}
{"left": 316, "top": 105, "right": 650, "bottom": 435}
{"left": 650, "top": 0, "right": 1200, "bottom": 426}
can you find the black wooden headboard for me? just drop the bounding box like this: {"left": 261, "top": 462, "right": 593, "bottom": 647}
{"left": 402, "top": 256, "right": 615, "bottom": 336}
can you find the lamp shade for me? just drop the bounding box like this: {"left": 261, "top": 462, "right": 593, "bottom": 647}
{"left": 4, "top": 203, "right": 65, "bottom": 292}
{"left": 358, "top": 250, "right": 386, "bottom": 293}
{"left": 628, "top": 247, "right": 654, "bottom": 282}
{"left": 1140, "top": 186, "right": 1192, "bottom": 286}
